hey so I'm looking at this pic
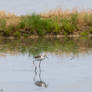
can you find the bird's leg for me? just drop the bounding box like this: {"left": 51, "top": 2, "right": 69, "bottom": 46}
{"left": 33, "top": 67, "right": 37, "bottom": 81}
{"left": 39, "top": 60, "right": 41, "bottom": 73}
{"left": 33, "top": 60, "right": 37, "bottom": 72}
{"left": 46, "top": 56, "right": 48, "bottom": 59}
{"left": 39, "top": 60, "right": 42, "bottom": 81}
{"left": 33, "top": 60, "right": 37, "bottom": 81}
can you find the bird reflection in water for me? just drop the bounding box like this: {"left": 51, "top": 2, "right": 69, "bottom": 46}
{"left": 33, "top": 54, "right": 48, "bottom": 88}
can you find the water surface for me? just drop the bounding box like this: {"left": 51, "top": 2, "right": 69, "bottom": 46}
{"left": 0, "top": 38, "right": 92, "bottom": 92}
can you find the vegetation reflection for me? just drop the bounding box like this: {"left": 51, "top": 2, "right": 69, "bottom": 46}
{"left": 0, "top": 37, "right": 92, "bottom": 56}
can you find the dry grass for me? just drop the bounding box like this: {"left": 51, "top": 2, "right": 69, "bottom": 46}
{"left": 0, "top": 11, "right": 20, "bottom": 26}
{"left": 6, "top": 16, "right": 20, "bottom": 26}
{"left": 40, "top": 8, "right": 92, "bottom": 25}
{"left": 0, "top": 9, "right": 92, "bottom": 26}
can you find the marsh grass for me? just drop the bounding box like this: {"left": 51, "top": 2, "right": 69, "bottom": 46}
{"left": 0, "top": 9, "right": 92, "bottom": 37}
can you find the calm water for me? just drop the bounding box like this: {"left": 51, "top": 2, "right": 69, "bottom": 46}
{"left": 0, "top": 38, "right": 92, "bottom": 92}
{"left": 0, "top": 0, "right": 92, "bottom": 15}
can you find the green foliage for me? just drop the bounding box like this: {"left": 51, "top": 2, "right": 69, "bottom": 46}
{"left": 22, "top": 14, "right": 46, "bottom": 35}
{"left": 70, "top": 13, "right": 78, "bottom": 24}
{"left": 0, "top": 19, "right": 6, "bottom": 30}
{"left": 23, "top": 33, "right": 29, "bottom": 38}
{"left": 89, "top": 27, "right": 92, "bottom": 34}
{"left": 21, "top": 14, "right": 54, "bottom": 35}
{"left": 14, "top": 31, "right": 21, "bottom": 38}
{"left": 42, "top": 19, "right": 53, "bottom": 33}
{"left": 80, "top": 31, "right": 88, "bottom": 36}
{"left": 53, "top": 22, "right": 62, "bottom": 34}
{"left": 61, "top": 18, "right": 76, "bottom": 34}
{"left": 17, "top": 19, "right": 25, "bottom": 29}
{"left": 4, "top": 25, "right": 14, "bottom": 36}
{"left": 89, "top": 14, "right": 92, "bottom": 25}
{"left": 0, "top": 13, "right": 92, "bottom": 37}
{"left": 63, "top": 31, "right": 68, "bottom": 36}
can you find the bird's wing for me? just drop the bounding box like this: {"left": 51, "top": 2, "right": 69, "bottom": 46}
{"left": 34, "top": 56, "right": 41, "bottom": 58}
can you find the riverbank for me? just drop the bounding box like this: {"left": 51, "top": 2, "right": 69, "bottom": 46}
{"left": 0, "top": 9, "right": 92, "bottom": 38}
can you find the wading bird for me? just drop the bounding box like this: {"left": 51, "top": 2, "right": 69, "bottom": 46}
{"left": 33, "top": 54, "right": 48, "bottom": 61}
{"left": 33, "top": 54, "right": 48, "bottom": 88}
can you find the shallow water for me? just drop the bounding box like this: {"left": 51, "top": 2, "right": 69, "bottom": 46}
{"left": 0, "top": 38, "right": 92, "bottom": 92}
{"left": 0, "top": 0, "right": 92, "bottom": 15}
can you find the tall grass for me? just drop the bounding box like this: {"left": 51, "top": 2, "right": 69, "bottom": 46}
{"left": 0, "top": 9, "right": 92, "bottom": 37}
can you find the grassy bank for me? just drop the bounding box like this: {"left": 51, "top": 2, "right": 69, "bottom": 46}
{"left": 1, "top": 9, "right": 92, "bottom": 37}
